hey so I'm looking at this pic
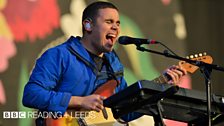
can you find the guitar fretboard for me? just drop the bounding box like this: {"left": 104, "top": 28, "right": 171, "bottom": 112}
{"left": 152, "top": 74, "right": 168, "bottom": 84}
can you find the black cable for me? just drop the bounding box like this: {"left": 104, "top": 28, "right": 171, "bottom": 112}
{"left": 156, "top": 41, "right": 179, "bottom": 56}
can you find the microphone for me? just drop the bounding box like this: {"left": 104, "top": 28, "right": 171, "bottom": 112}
{"left": 118, "top": 36, "right": 160, "bottom": 45}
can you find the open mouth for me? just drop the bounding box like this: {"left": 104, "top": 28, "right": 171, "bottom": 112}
{"left": 106, "top": 33, "right": 116, "bottom": 42}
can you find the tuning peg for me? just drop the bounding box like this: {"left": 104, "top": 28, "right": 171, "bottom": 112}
{"left": 186, "top": 56, "right": 190, "bottom": 59}
{"left": 190, "top": 55, "right": 194, "bottom": 59}
{"left": 203, "top": 52, "right": 207, "bottom": 56}
{"left": 194, "top": 54, "right": 198, "bottom": 58}
{"left": 199, "top": 53, "right": 203, "bottom": 57}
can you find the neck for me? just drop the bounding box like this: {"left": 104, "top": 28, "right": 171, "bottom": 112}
{"left": 80, "top": 36, "right": 104, "bottom": 57}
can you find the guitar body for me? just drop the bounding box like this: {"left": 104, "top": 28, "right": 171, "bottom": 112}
{"left": 46, "top": 114, "right": 79, "bottom": 126}
{"left": 45, "top": 80, "right": 119, "bottom": 126}
{"left": 45, "top": 108, "right": 116, "bottom": 126}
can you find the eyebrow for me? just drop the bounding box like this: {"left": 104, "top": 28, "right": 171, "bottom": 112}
{"left": 105, "top": 19, "right": 120, "bottom": 24}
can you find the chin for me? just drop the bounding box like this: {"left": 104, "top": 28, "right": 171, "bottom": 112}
{"left": 101, "top": 46, "right": 113, "bottom": 53}
{"left": 104, "top": 49, "right": 113, "bottom": 53}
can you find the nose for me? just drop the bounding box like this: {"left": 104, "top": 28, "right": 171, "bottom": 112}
{"left": 112, "top": 23, "right": 119, "bottom": 30}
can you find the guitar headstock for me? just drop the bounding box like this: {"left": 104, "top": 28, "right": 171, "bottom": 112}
{"left": 179, "top": 52, "right": 213, "bottom": 73}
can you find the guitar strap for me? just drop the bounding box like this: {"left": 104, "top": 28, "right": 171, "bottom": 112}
{"left": 68, "top": 47, "right": 123, "bottom": 80}
{"left": 68, "top": 47, "right": 99, "bottom": 75}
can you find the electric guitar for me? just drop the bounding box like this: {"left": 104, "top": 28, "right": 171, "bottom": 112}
{"left": 45, "top": 53, "right": 213, "bottom": 126}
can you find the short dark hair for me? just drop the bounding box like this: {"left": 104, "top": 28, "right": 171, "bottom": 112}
{"left": 82, "top": 1, "right": 118, "bottom": 23}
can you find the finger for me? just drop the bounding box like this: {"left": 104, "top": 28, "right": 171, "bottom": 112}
{"left": 93, "top": 103, "right": 103, "bottom": 112}
{"left": 169, "top": 65, "right": 178, "bottom": 69}
{"left": 100, "top": 96, "right": 106, "bottom": 100}
{"left": 172, "top": 69, "right": 184, "bottom": 78}
{"left": 96, "top": 103, "right": 104, "bottom": 110}
{"left": 170, "top": 65, "right": 187, "bottom": 77}
{"left": 179, "top": 66, "right": 187, "bottom": 75}
{"left": 172, "top": 65, "right": 187, "bottom": 75}
{"left": 94, "top": 95, "right": 104, "bottom": 105}
{"left": 92, "top": 105, "right": 101, "bottom": 112}
{"left": 166, "top": 70, "right": 178, "bottom": 84}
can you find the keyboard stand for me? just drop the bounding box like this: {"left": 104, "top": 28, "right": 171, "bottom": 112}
{"left": 149, "top": 101, "right": 165, "bottom": 126}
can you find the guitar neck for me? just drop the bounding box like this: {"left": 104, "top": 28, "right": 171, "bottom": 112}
{"left": 152, "top": 54, "right": 213, "bottom": 84}
{"left": 152, "top": 74, "right": 168, "bottom": 84}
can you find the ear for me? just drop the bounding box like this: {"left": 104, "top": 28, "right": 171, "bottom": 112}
{"left": 83, "top": 19, "right": 92, "bottom": 32}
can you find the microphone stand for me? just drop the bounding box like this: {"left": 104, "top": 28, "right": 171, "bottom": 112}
{"left": 135, "top": 45, "right": 224, "bottom": 126}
